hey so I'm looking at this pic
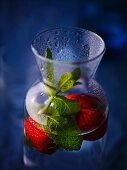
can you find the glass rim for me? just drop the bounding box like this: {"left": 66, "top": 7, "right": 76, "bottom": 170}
{"left": 31, "top": 27, "right": 106, "bottom": 65}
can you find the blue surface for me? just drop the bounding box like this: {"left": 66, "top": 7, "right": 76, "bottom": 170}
{"left": 0, "top": 1, "right": 127, "bottom": 169}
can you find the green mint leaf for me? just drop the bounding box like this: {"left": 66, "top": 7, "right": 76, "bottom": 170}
{"left": 50, "top": 119, "right": 83, "bottom": 151}
{"left": 46, "top": 48, "right": 55, "bottom": 87}
{"left": 58, "top": 72, "right": 75, "bottom": 92}
{"left": 51, "top": 95, "right": 80, "bottom": 116}
{"left": 43, "top": 83, "right": 57, "bottom": 97}
{"left": 58, "top": 68, "right": 81, "bottom": 92}
{"left": 44, "top": 115, "right": 68, "bottom": 133}
{"left": 47, "top": 107, "right": 60, "bottom": 116}
{"left": 46, "top": 47, "right": 52, "bottom": 59}
{"left": 72, "top": 68, "right": 81, "bottom": 81}
{"left": 41, "top": 110, "right": 82, "bottom": 151}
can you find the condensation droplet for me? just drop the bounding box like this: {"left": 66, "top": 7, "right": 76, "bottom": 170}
{"left": 55, "top": 31, "right": 59, "bottom": 35}
{"left": 57, "top": 49, "right": 60, "bottom": 53}
{"left": 47, "top": 38, "right": 50, "bottom": 43}
{"left": 66, "top": 38, "right": 69, "bottom": 42}
{"left": 57, "top": 49, "right": 62, "bottom": 54}
{"left": 55, "top": 42, "right": 59, "bottom": 48}
{"left": 58, "top": 50, "right": 61, "bottom": 54}
{"left": 76, "top": 39, "right": 79, "bottom": 43}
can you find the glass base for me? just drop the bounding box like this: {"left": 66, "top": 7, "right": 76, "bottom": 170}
{"left": 24, "top": 134, "right": 107, "bottom": 170}
{"left": 24, "top": 116, "right": 108, "bottom": 170}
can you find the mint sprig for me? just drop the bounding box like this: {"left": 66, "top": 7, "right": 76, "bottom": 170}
{"left": 37, "top": 47, "right": 83, "bottom": 151}
{"left": 38, "top": 50, "right": 81, "bottom": 115}
{"left": 38, "top": 67, "right": 81, "bottom": 115}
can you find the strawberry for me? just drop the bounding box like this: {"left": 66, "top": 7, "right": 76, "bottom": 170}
{"left": 24, "top": 117, "right": 57, "bottom": 154}
{"left": 66, "top": 94, "right": 107, "bottom": 140}
{"left": 76, "top": 108, "right": 105, "bottom": 131}
{"left": 83, "top": 117, "right": 108, "bottom": 140}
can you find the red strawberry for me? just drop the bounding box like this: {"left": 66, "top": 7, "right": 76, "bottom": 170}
{"left": 76, "top": 108, "right": 105, "bottom": 131}
{"left": 24, "top": 117, "right": 57, "bottom": 154}
{"left": 83, "top": 117, "right": 108, "bottom": 140}
{"left": 66, "top": 94, "right": 107, "bottom": 140}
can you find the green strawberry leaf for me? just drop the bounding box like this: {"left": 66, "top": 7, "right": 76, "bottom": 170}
{"left": 49, "top": 119, "right": 83, "bottom": 151}
{"left": 58, "top": 68, "right": 81, "bottom": 92}
{"left": 46, "top": 48, "right": 55, "bottom": 87}
{"left": 51, "top": 95, "right": 80, "bottom": 116}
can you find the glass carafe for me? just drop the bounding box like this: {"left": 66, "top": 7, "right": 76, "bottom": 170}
{"left": 24, "top": 28, "right": 108, "bottom": 170}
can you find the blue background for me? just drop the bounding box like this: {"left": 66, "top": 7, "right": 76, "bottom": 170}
{"left": 0, "top": 0, "right": 127, "bottom": 169}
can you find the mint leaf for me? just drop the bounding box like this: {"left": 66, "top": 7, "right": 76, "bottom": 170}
{"left": 72, "top": 68, "right": 81, "bottom": 81}
{"left": 44, "top": 115, "right": 68, "bottom": 132}
{"left": 46, "top": 48, "right": 55, "bottom": 86}
{"left": 47, "top": 107, "right": 60, "bottom": 116}
{"left": 58, "top": 72, "right": 74, "bottom": 92}
{"left": 43, "top": 83, "right": 56, "bottom": 97}
{"left": 58, "top": 68, "right": 81, "bottom": 92}
{"left": 43, "top": 116, "right": 83, "bottom": 151}
{"left": 50, "top": 119, "right": 83, "bottom": 151}
{"left": 52, "top": 95, "right": 80, "bottom": 116}
{"left": 46, "top": 47, "right": 52, "bottom": 59}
